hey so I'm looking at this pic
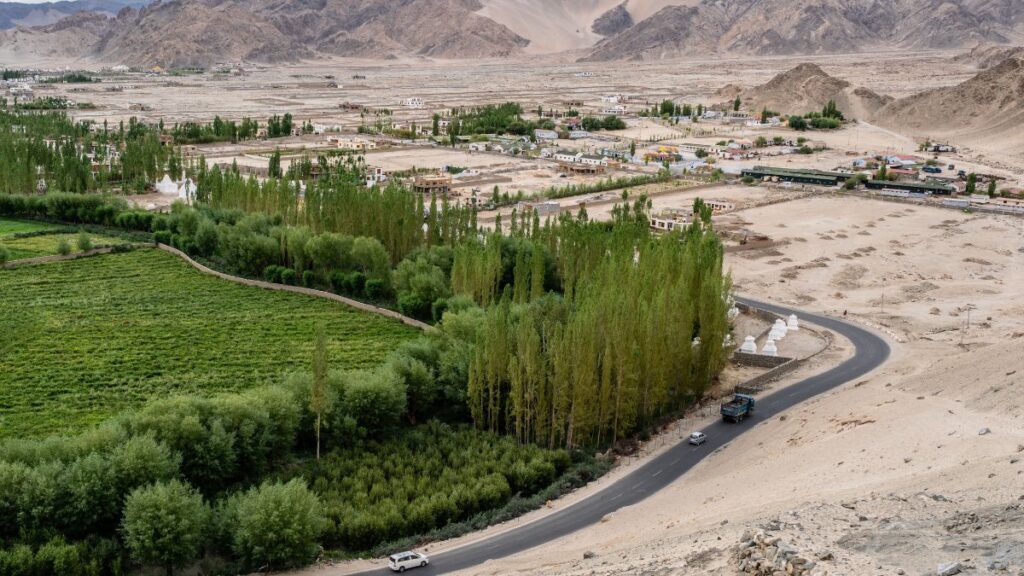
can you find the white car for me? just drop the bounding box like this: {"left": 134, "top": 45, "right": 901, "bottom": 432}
{"left": 688, "top": 432, "right": 707, "bottom": 446}
{"left": 389, "top": 551, "right": 430, "bottom": 572}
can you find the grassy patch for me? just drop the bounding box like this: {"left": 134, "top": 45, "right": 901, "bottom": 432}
{"left": 0, "top": 218, "right": 61, "bottom": 237}
{"left": 0, "top": 248, "right": 420, "bottom": 438}
{"left": 1, "top": 231, "right": 128, "bottom": 260}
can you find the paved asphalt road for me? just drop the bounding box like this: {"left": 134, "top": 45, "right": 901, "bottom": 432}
{"left": 356, "top": 297, "right": 891, "bottom": 575}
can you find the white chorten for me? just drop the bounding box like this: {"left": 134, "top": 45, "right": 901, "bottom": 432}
{"left": 762, "top": 338, "right": 778, "bottom": 357}
{"left": 787, "top": 314, "right": 800, "bottom": 331}
{"left": 770, "top": 319, "right": 788, "bottom": 340}
{"left": 740, "top": 335, "right": 757, "bottom": 354}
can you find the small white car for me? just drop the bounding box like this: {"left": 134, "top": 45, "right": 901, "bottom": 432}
{"left": 389, "top": 551, "right": 430, "bottom": 572}
{"left": 688, "top": 432, "right": 707, "bottom": 446}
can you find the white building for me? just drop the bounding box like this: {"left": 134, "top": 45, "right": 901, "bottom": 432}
{"left": 365, "top": 166, "right": 388, "bottom": 187}
{"left": 553, "top": 150, "right": 580, "bottom": 163}
{"left": 602, "top": 105, "right": 628, "bottom": 115}
{"left": 601, "top": 95, "right": 621, "bottom": 104}
{"left": 402, "top": 97, "right": 425, "bottom": 109}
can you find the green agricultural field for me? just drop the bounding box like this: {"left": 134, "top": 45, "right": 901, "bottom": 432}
{"left": 0, "top": 231, "right": 128, "bottom": 260}
{"left": 0, "top": 248, "right": 420, "bottom": 438}
{"left": 0, "top": 218, "right": 61, "bottom": 236}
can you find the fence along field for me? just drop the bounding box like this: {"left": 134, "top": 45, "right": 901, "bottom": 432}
{"left": 0, "top": 248, "right": 420, "bottom": 438}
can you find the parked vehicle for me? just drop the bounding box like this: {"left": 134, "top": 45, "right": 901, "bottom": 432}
{"left": 688, "top": 432, "right": 707, "bottom": 445}
{"left": 389, "top": 551, "right": 429, "bottom": 572}
{"left": 721, "top": 393, "right": 756, "bottom": 422}
{"left": 922, "top": 166, "right": 941, "bottom": 174}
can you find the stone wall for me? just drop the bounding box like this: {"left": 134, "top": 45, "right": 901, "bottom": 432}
{"left": 732, "top": 351, "right": 792, "bottom": 368}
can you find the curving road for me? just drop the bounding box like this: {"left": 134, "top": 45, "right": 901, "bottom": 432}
{"left": 353, "top": 297, "right": 891, "bottom": 575}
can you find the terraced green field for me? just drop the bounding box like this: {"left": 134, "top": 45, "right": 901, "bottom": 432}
{"left": 0, "top": 248, "right": 420, "bottom": 438}
{"left": 1, "top": 231, "right": 128, "bottom": 260}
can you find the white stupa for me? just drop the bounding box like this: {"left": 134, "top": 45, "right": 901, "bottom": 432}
{"left": 762, "top": 338, "right": 778, "bottom": 357}
{"left": 770, "top": 319, "right": 788, "bottom": 340}
{"left": 155, "top": 174, "right": 177, "bottom": 195}
{"left": 740, "top": 335, "right": 757, "bottom": 354}
{"left": 787, "top": 314, "right": 800, "bottom": 331}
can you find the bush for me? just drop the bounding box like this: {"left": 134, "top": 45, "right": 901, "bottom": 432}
{"left": 122, "top": 480, "right": 209, "bottom": 575}
{"left": 330, "top": 270, "right": 366, "bottom": 296}
{"left": 229, "top": 479, "right": 327, "bottom": 570}
{"left": 0, "top": 543, "right": 34, "bottom": 576}
{"left": 56, "top": 238, "right": 72, "bottom": 256}
{"left": 153, "top": 230, "right": 172, "bottom": 245}
{"left": 741, "top": 175, "right": 755, "bottom": 185}
{"left": 76, "top": 230, "right": 93, "bottom": 252}
{"left": 193, "top": 219, "right": 219, "bottom": 257}
{"left": 0, "top": 245, "right": 9, "bottom": 265}
{"left": 263, "top": 265, "right": 285, "bottom": 283}
{"left": 788, "top": 115, "right": 807, "bottom": 131}
{"left": 364, "top": 278, "right": 388, "bottom": 300}
{"left": 302, "top": 269, "right": 316, "bottom": 288}
{"left": 280, "top": 268, "right": 297, "bottom": 285}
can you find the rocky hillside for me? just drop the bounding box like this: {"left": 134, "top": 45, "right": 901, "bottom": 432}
{"left": 583, "top": 0, "right": 1024, "bottom": 61}
{"left": 591, "top": 2, "right": 633, "bottom": 37}
{"left": 7, "top": 0, "right": 529, "bottom": 67}
{"left": 0, "top": 11, "right": 111, "bottom": 61}
{"left": 0, "top": 0, "right": 143, "bottom": 29}
{"left": 874, "top": 56, "right": 1024, "bottom": 138}
{"left": 954, "top": 42, "right": 1024, "bottom": 69}
{"left": 4, "top": 0, "right": 1024, "bottom": 67}
{"left": 737, "top": 63, "right": 894, "bottom": 120}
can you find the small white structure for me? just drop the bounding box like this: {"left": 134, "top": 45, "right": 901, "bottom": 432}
{"left": 762, "top": 339, "right": 778, "bottom": 357}
{"left": 740, "top": 335, "right": 758, "bottom": 354}
{"left": 787, "top": 314, "right": 800, "bottom": 331}
{"left": 155, "top": 175, "right": 178, "bottom": 195}
{"left": 402, "top": 97, "right": 425, "bottom": 109}
{"left": 770, "top": 319, "right": 788, "bottom": 340}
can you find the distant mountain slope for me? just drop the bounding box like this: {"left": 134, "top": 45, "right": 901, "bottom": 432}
{"left": 583, "top": 0, "right": 1024, "bottom": 61}
{"left": 0, "top": 0, "right": 144, "bottom": 29}
{"left": 3, "top": 0, "right": 1024, "bottom": 67}
{"left": 874, "top": 56, "right": 1024, "bottom": 139}
{"left": 738, "top": 63, "right": 894, "bottom": 120}
{"left": 591, "top": 2, "right": 633, "bottom": 37}
{"left": 0, "top": 10, "right": 110, "bottom": 61}
{"left": 954, "top": 42, "right": 1024, "bottom": 69}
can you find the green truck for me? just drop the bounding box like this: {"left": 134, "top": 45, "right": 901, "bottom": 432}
{"left": 721, "top": 393, "right": 756, "bottom": 422}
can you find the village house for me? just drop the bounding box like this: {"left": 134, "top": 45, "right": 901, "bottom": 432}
{"left": 402, "top": 97, "right": 425, "bottom": 109}
{"left": 412, "top": 173, "right": 452, "bottom": 197}
{"left": 650, "top": 208, "right": 690, "bottom": 232}
{"left": 365, "top": 166, "right": 389, "bottom": 187}
{"left": 516, "top": 201, "right": 561, "bottom": 218}
{"left": 602, "top": 105, "right": 628, "bottom": 115}
{"left": 534, "top": 129, "right": 559, "bottom": 141}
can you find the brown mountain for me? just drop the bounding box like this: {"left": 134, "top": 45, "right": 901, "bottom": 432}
{"left": 591, "top": 2, "right": 633, "bottom": 37}
{"left": 874, "top": 56, "right": 1024, "bottom": 140}
{"left": 8, "top": 0, "right": 529, "bottom": 67}
{"left": 737, "top": 63, "right": 893, "bottom": 120}
{"left": 953, "top": 42, "right": 1024, "bottom": 69}
{"left": 0, "top": 11, "right": 111, "bottom": 61}
{"left": 583, "top": 0, "right": 1024, "bottom": 62}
